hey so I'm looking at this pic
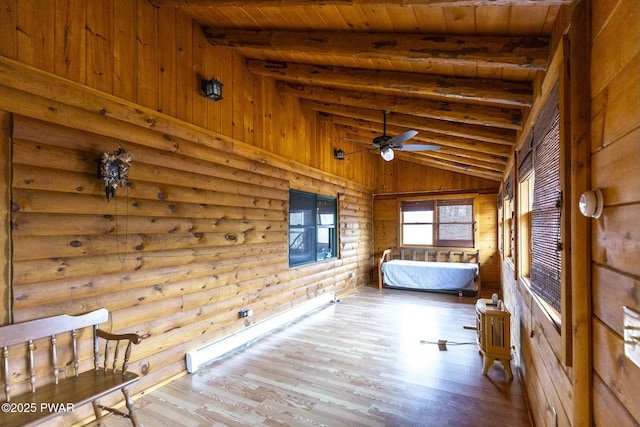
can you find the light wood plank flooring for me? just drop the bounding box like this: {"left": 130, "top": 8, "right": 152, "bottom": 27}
{"left": 103, "top": 287, "right": 531, "bottom": 426}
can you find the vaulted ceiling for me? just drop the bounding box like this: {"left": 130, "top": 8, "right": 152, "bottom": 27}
{"left": 149, "top": 0, "right": 572, "bottom": 181}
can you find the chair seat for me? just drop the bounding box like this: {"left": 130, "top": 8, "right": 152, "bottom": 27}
{"left": 0, "top": 369, "right": 139, "bottom": 426}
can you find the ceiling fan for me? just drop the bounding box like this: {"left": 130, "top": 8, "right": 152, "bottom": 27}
{"left": 335, "top": 110, "right": 440, "bottom": 161}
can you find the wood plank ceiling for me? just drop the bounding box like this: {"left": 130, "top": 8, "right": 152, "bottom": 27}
{"left": 149, "top": 0, "right": 571, "bottom": 181}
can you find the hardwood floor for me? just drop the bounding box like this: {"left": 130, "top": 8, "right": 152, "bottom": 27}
{"left": 103, "top": 286, "right": 531, "bottom": 426}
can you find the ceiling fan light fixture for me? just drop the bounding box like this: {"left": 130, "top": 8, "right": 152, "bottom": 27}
{"left": 381, "top": 147, "right": 394, "bottom": 161}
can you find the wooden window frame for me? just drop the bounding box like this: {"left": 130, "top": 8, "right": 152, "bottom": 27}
{"left": 399, "top": 196, "right": 476, "bottom": 249}
{"left": 518, "top": 174, "right": 534, "bottom": 280}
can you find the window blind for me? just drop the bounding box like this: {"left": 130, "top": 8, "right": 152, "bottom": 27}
{"left": 530, "top": 83, "right": 562, "bottom": 313}
{"left": 400, "top": 200, "right": 435, "bottom": 212}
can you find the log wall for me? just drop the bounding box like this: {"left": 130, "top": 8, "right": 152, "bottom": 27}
{"left": 0, "top": 64, "right": 373, "bottom": 422}
{"left": 0, "top": 1, "right": 374, "bottom": 423}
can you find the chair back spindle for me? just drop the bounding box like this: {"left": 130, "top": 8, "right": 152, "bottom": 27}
{"left": 122, "top": 341, "right": 133, "bottom": 374}
{"left": 71, "top": 329, "right": 79, "bottom": 377}
{"left": 28, "top": 341, "right": 35, "bottom": 393}
{"left": 51, "top": 335, "right": 59, "bottom": 385}
{"left": 2, "top": 346, "right": 10, "bottom": 402}
{"left": 103, "top": 340, "right": 111, "bottom": 372}
{"left": 93, "top": 325, "right": 100, "bottom": 372}
{"left": 95, "top": 330, "right": 141, "bottom": 375}
{"left": 112, "top": 340, "right": 121, "bottom": 372}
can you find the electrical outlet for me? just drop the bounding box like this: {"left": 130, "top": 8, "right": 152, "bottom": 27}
{"left": 623, "top": 306, "right": 640, "bottom": 368}
{"left": 239, "top": 309, "right": 253, "bottom": 318}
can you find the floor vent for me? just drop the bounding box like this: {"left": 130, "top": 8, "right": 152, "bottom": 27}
{"left": 186, "top": 291, "right": 335, "bottom": 373}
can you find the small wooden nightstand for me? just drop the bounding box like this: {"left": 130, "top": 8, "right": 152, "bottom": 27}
{"left": 475, "top": 298, "right": 513, "bottom": 380}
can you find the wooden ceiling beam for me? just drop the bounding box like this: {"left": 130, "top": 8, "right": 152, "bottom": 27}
{"left": 204, "top": 28, "right": 549, "bottom": 71}
{"left": 154, "top": 1, "right": 574, "bottom": 6}
{"left": 335, "top": 124, "right": 510, "bottom": 164}
{"left": 302, "top": 100, "right": 517, "bottom": 145}
{"left": 339, "top": 134, "right": 507, "bottom": 173}
{"left": 338, "top": 131, "right": 503, "bottom": 180}
{"left": 279, "top": 81, "right": 522, "bottom": 130}
{"left": 247, "top": 60, "right": 532, "bottom": 108}
{"left": 391, "top": 151, "right": 503, "bottom": 181}
{"left": 414, "top": 150, "right": 504, "bottom": 174}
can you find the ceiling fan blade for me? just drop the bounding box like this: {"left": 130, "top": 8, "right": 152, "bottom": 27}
{"left": 396, "top": 144, "right": 441, "bottom": 151}
{"left": 387, "top": 129, "right": 418, "bottom": 146}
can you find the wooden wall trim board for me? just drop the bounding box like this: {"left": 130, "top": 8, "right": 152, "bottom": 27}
{"left": 566, "top": 1, "right": 592, "bottom": 425}
{"left": 0, "top": 111, "right": 10, "bottom": 325}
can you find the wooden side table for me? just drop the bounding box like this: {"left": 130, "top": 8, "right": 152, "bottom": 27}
{"left": 475, "top": 298, "right": 513, "bottom": 380}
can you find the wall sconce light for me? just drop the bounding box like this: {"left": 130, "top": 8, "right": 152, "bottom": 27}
{"left": 201, "top": 76, "right": 223, "bottom": 101}
{"left": 334, "top": 149, "right": 345, "bottom": 160}
{"left": 99, "top": 148, "right": 131, "bottom": 201}
{"left": 380, "top": 147, "right": 394, "bottom": 162}
{"left": 579, "top": 188, "right": 603, "bottom": 218}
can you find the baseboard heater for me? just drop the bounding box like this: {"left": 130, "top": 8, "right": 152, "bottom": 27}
{"left": 186, "top": 291, "right": 335, "bottom": 373}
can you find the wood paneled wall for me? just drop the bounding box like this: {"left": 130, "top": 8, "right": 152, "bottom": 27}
{"left": 0, "top": 0, "right": 375, "bottom": 423}
{"left": 590, "top": 0, "right": 640, "bottom": 424}
{"left": 374, "top": 157, "right": 500, "bottom": 195}
{"left": 373, "top": 158, "right": 500, "bottom": 286}
{"left": 501, "top": 1, "right": 640, "bottom": 426}
{"left": 0, "top": 0, "right": 375, "bottom": 189}
{"left": 499, "top": 6, "right": 577, "bottom": 427}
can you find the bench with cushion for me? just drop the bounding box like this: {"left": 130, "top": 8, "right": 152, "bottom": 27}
{"left": 0, "top": 308, "right": 142, "bottom": 426}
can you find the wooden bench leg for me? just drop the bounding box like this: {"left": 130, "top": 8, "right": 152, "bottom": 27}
{"left": 122, "top": 386, "right": 140, "bottom": 427}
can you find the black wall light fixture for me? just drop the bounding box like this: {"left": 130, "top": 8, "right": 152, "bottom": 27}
{"left": 201, "top": 76, "right": 223, "bottom": 101}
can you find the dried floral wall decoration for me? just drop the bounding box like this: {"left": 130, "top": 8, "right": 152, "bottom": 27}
{"left": 99, "top": 148, "right": 131, "bottom": 201}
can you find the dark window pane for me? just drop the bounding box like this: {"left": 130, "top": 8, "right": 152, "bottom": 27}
{"left": 290, "top": 190, "right": 337, "bottom": 267}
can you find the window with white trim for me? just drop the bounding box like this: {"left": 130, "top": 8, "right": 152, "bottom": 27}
{"left": 400, "top": 199, "right": 474, "bottom": 247}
